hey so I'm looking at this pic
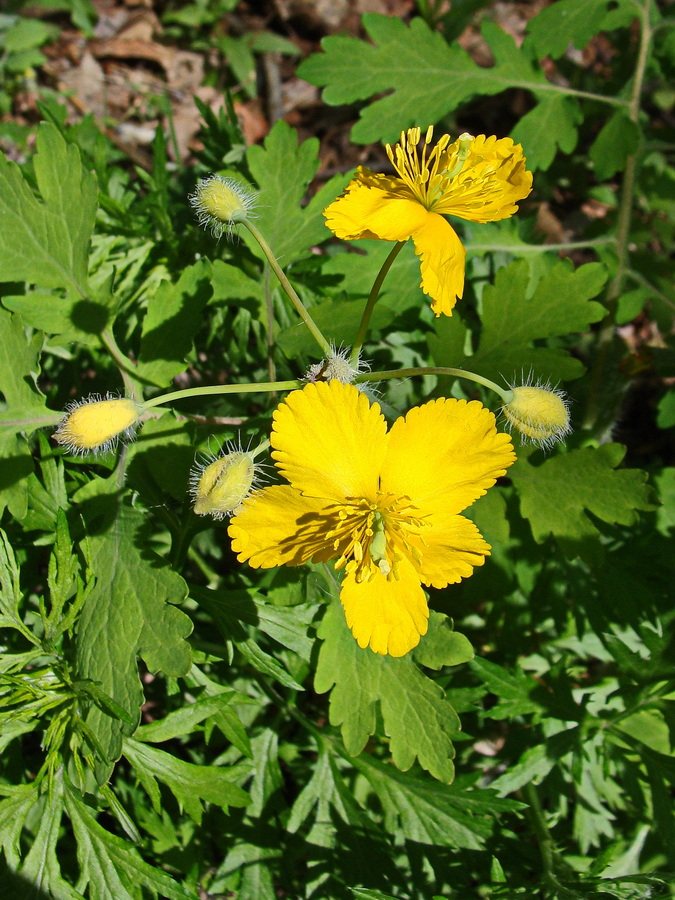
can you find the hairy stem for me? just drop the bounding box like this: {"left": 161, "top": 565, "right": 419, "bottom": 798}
{"left": 582, "top": 0, "right": 652, "bottom": 431}
{"left": 243, "top": 219, "right": 332, "bottom": 356}
{"left": 351, "top": 241, "right": 405, "bottom": 365}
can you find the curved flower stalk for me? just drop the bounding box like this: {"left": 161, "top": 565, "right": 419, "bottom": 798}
{"left": 228, "top": 381, "right": 515, "bottom": 657}
{"left": 324, "top": 126, "right": 533, "bottom": 317}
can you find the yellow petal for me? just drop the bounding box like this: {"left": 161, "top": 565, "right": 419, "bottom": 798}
{"left": 414, "top": 511, "right": 491, "bottom": 589}
{"left": 381, "top": 398, "right": 515, "bottom": 515}
{"left": 410, "top": 213, "right": 465, "bottom": 317}
{"left": 228, "top": 485, "right": 335, "bottom": 568}
{"left": 272, "top": 382, "right": 387, "bottom": 502}
{"left": 323, "top": 168, "right": 427, "bottom": 242}
{"left": 340, "top": 560, "right": 429, "bottom": 657}
{"left": 436, "top": 135, "right": 533, "bottom": 223}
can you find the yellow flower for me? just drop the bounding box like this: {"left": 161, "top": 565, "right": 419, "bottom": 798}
{"left": 323, "top": 127, "right": 533, "bottom": 317}
{"left": 54, "top": 395, "right": 140, "bottom": 454}
{"left": 228, "top": 381, "right": 515, "bottom": 657}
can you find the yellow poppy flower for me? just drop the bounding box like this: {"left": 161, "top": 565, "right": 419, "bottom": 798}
{"left": 323, "top": 127, "right": 533, "bottom": 317}
{"left": 228, "top": 381, "right": 516, "bottom": 657}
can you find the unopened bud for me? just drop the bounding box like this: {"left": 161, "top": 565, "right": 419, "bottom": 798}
{"left": 190, "top": 449, "right": 259, "bottom": 519}
{"left": 189, "top": 175, "right": 255, "bottom": 237}
{"left": 502, "top": 382, "right": 571, "bottom": 449}
{"left": 54, "top": 396, "right": 141, "bottom": 455}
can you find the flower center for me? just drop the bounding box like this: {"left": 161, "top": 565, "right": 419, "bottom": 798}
{"left": 386, "top": 126, "right": 473, "bottom": 212}
{"left": 325, "top": 493, "right": 428, "bottom": 583}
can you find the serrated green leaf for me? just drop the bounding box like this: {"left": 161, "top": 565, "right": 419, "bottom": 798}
{"left": 525, "top": 0, "right": 637, "bottom": 58}
{"left": 429, "top": 259, "right": 606, "bottom": 385}
{"left": 323, "top": 239, "right": 427, "bottom": 314}
{"left": 0, "top": 122, "right": 97, "bottom": 294}
{"left": 277, "top": 296, "right": 396, "bottom": 358}
{"left": 74, "top": 498, "right": 193, "bottom": 782}
{"left": 298, "top": 15, "right": 550, "bottom": 144}
{"left": 17, "top": 776, "right": 84, "bottom": 900}
{"left": 134, "top": 692, "right": 237, "bottom": 743}
{"left": 510, "top": 444, "right": 656, "bottom": 563}
{"left": 470, "top": 657, "right": 542, "bottom": 719}
{"left": 315, "top": 597, "right": 460, "bottom": 782}
{"left": 510, "top": 96, "right": 583, "bottom": 171}
{"left": 489, "top": 726, "right": 579, "bottom": 795}
{"left": 64, "top": 781, "right": 196, "bottom": 900}
{"left": 247, "top": 729, "right": 283, "bottom": 818}
{"left": 354, "top": 755, "right": 522, "bottom": 849}
{"left": 135, "top": 260, "right": 213, "bottom": 387}
{"left": 245, "top": 120, "right": 351, "bottom": 262}
{"left": 412, "top": 612, "right": 474, "bottom": 671}
{"left": 0, "top": 783, "right": 39, "bottom": 869}
{"left": 590, "top": 111, "right": 641, "bottom": 180}
{"left": 123, "top": 738, "right": 250, "bottom": 823}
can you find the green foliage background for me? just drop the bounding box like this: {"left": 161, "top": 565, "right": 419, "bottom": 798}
{"left": 0, "top": 0, "right": 674, "bottom": 897}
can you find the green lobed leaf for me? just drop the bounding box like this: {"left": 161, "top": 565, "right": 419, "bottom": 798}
{"left": 277, "top": 296, "right": 396, "bottom": 359}
{"left": 470, "top": 657, "right": 542, "bottom": 719}
{"left": 428, "top": 259, "right": 607, "bottom": 385}
{"left": 123, "top": 738, "right": 250, "bottom": 823}
{"left": 524, "top": 0, "right": 638, "bottom": 58}
{"left": 245, "top": 120, "right": 351, "bottom": 263}
{"left": 412, "top": 612, "right": 474, "bottom": 671}
{"left": 16, "top": 775, "right": 84, "bottom": 900}
{"left": 590, "top": 111, "right": 641, "bottom": 180}
{"left": 0, "top": 122, "right": 97, "bottom": 294}
{"left": 64, "top": 780, "right": 197, "bottom": 900}
{"left": 0, "top": 783, "right": 40, "bottom": 870}
{"left": 298, "top": 15, "right": 550, "bottom": 145}
{"left": 510, "top": 443, "right": 656, "bottom": 564}
{"left": 510, "top": 96, "right": 583, "bottom": 171}
{"left": 134, "top": 692, "right": 239, "bottom": 743}
{"left": 315, "top": 597, "right": 461, "bottom": 783}
{"left": 135, "top": 260, "right": 213, "bottom": 387}
{"left": 353, "top": 755, "right": 523, "bottom": 850}
{"left": 74, "top": 496, "right": 193, "bottom": 782}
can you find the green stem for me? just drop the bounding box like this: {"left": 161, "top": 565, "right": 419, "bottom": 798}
{"left": 350, "top": 241, "right": 405, "bottom": 365}
{"left": 242, "top": 219, "right": 332, "bottom": 356}
{"left": 522, "top": 782, "right": 580, "bottom": 899}
{"left": 263, "top": 266, "right": 277, "bottom": 385}
{"left": 356, "top": 366, "right": 513, "bottom": 403}
{"left": 582, "top": 0, "right": 652, "bottom": 431}
{"left": 100, "top": 328, "right": 140, "bottom": 400}
{"left": 468, "top": 237, "right": 615, "bottom": 254}
{"left": 140, "top": 379, "right": 303, "bottom": 411}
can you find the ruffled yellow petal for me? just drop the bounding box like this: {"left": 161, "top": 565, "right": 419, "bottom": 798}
{"left": 323, "top": 168, "right": 427, "bottom": 242}
{"left": 340, "top": 559, "right": 429, "bottom": 657}
{"left": 413, "top": 511, "right": 491, "bottom": 589}
{"left": 381, "top": 398, "right": 516, "bottom": 515}
{"left": 436, "top": 135, "right": 533, "bottom": 223}
{"left": 228, "top": 485, "right": 336, "bottom": 568}
{"left": 409, "top": 213, "right": 465, "bottom": 316}
{"left": 272, "top": 382, "right": 388, "bottom": 502}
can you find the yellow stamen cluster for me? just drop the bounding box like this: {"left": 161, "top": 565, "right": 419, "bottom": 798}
{"left": 386, "top": 126, "right": 473, "bottom": 211}
{"left": 54, "top": 396, "right": 140, "bottom": 455}
{"left": 324, "top": 494, "right": 427, "bottom": 584}
{"left": 502, "top": 383, "right": 571, "bottom": 449}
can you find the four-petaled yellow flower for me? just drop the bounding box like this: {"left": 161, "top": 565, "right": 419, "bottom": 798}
{"left": 228, "top": 381, "right": 516, "bottom": 657}
{"left": 323, "top": 127, "right": 533, "bottom": 317}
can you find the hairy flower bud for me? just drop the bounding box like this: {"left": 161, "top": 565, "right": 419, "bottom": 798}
{"left": 190, "top": 448, "right": 260, "bottom": 519}
{"left": 189, "top": 175, "right": 255, "bottom": 237}
{"left": 54, "top": 396, "right": 141, "bottom": 455}
{"left": 502, "top": 382, "right": 571, "bottom": 449}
